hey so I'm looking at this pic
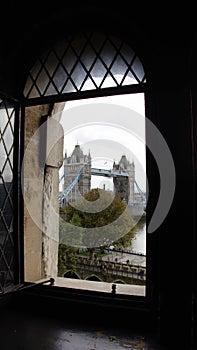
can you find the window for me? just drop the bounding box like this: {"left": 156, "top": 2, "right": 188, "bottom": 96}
{"left": 22, "top": 31, "right": 147, "bottom": 298}
{"left": 0, "top": 98, "right": 20, "bottom": 293}
{"left": 24, "top": 32, "right": 145, "bottom": 100}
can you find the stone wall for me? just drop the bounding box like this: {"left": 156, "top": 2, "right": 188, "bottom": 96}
{"left": 24, "top": 103, "right": 64, "bottom": 281}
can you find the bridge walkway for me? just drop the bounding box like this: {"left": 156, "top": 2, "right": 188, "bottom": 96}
{"left": 65, "top": 251, "right": 146, "bottom": 283}
{"left": 101, "top": 249, "right": 146, "bottom": 268}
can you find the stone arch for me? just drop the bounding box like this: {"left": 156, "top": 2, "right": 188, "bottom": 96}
{"left": 23, "top": 30, "right": 146, "bottom": 282}
{"left": 85, "top": 275, "right": 103, "bottom": 282}
{"left": 64, "top": 271, "right": 80, "bottom": 279}
{"left": 113, "top": 279, "right": 126, "bottom": 284}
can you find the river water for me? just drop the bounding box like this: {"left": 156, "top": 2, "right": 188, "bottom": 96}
{"left": 131, "top": 218, "right": 146, "bottom": 255}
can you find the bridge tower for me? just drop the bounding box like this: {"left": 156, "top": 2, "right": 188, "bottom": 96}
{"left": 63, "top": 144, "right": 91, "bottom": 203}
{"left": 113, "top": 155, "right": 135, "bottom": 205}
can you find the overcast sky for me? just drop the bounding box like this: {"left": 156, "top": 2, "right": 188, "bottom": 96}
{"left": 59, "top": 93, "right": 146, "bottom": 192}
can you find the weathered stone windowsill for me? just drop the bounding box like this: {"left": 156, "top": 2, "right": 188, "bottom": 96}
{"left": 52, "top": 277, "right": 146, "bottom": 296}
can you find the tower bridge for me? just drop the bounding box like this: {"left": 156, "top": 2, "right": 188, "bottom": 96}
{"left": 59, "top": 144, "right": 146, "bottom": 217}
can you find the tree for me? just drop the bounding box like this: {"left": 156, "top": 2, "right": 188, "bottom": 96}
{"left": 58, "top": 244, "right": 78, "bottom": 276}
{"left": 59, "top": 188, "right": 136, "bottom": 259}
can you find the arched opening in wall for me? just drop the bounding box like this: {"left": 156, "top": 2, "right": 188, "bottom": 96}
{"left": 86, "top": 275, "right": 102, "bottom": 282}
{"left": 58, "top": 93, "right": 146, "bottom": 295}
{"left": 113, "top": 280, "right": 126, "bottom": 284}
{"left": 64, "top": 271, "right": 80, "bottom": 279}
{"left": 23, "top": 31, "right": 146, "bottom": 297}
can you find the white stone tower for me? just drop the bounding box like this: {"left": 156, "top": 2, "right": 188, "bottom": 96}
{"left": 63, "top": 144, "right": 91, "bottom": 203}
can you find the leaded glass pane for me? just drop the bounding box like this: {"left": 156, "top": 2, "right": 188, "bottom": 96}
{"left": 28, "top": 85, "right": 41, "bottom": 99}
{"left": 0, "top": 100, "right": 16, "bottom": 292}
{"left": 36, "top": 69, "right": 52, "bottom": 95}
{"left": 71, "top": 62, "right": 87, "bottom": 90}
{"left": 100, "top": 74, "right": 117, "bottom": 88}
{"left": 100, "top": 41, "right": 116, "bottom": 67}
{"left": 24, "top": 32, "right": 146, "bottom": 99}
{"left": 111, "top": 55, "right": 128, "bottom": 80}
{"left": 122, "top": 72, "right": 138, "bottom": 86}
{"left": 44, "top": 51, "right": 59, "bottom": 77}
{"left": 53, "top": 65, "right": 68, "bottom": 92}
{"left": 81, "top": 46, "right": 96, "bottom": 70}
{"left": 131, "top": 56, "right": 146, "bottom": 82}
{"left": 120, "top": 43, "right": 135, "bottom": 65}
{"left": 62, "top": 80, "right": 77, "bottom": 94}
{"left": 81, "top": 78, "right": 97, "bottom": 91}
{"left": 90, "top": 59, "right": 107, "bottom": 81}
{"left": 45, "top": 83, "right": 59, "bottom": 96}
{"left": 62, "top": 48, "right": 78, "bottom": 74}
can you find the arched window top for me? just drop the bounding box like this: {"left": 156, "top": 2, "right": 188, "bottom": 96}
{"left": 24, "top": 32, "right": 146, "bottom": 100}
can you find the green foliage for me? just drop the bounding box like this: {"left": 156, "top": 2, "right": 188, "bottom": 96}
{"left": 59, "top": 188, "right": 136, "bottom": 252}
{"left": 58, "top": 243, "right": 78, "bottom": 276}
{"left": 59, "top": 216, "right": 83, "bottom": 247}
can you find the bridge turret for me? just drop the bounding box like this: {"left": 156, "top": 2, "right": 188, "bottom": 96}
{"left": 119, "top": 154, "right": 129, "bottom": 170}
{"left": 63, "top": 144, "right": 91, "bottom": 203}
{"left": 113, "top": 154, "right": 135, "bottom": 204}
